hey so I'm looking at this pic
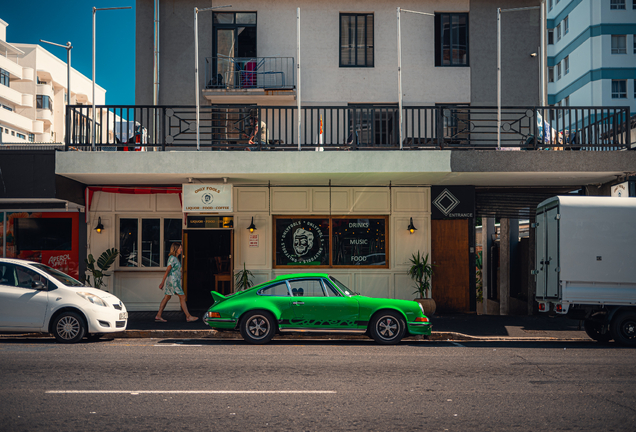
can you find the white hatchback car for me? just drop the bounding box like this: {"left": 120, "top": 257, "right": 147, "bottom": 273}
{"left": 0, "top": 258, "right": 128, "bottom": 343}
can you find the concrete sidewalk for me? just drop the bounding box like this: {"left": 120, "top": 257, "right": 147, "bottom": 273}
{"left": 113, "top": 311, "right": 591, "bottom": 342}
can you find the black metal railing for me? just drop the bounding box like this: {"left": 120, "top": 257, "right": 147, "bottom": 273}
{"left": 65, "top": 104, "right": 632, "bottom": 151}
{"left": 205, "top": 56, "right": 295, "bottom": 90}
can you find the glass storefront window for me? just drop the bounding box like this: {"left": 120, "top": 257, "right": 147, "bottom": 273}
{"left": 332, "top": 218, "right": 386, "bottom": 266}
{"left": 275, "top": 218, "right": 330, "bottom": 266}
{"left": 141, "top": 219, "right": 160, "bottom": 267}
{"left": 119, "top": 218, "right": 138, "bottom": 267}
{"left": 163, "top": 218, "right": 182, "bottom": 266}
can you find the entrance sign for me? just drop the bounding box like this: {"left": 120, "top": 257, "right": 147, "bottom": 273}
{"left": 431, "top": 186, "right": 475, "bottom": 219}
{"left": 182, "top": 184, "right": 233, "bottom": 213}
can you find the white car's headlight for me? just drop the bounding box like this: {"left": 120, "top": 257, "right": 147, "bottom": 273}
{"left": 77, "top": 292, "right": 109, "bottom": 307}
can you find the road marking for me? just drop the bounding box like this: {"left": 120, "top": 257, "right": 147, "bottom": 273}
{"left": 450, "top": 342, "right": 465, "bottom": 347}
{"left": 46, "top": 390, "right": 336, "bottom": 394}
{"left": 153, "top": 344, "right": 202, "bottom": 347}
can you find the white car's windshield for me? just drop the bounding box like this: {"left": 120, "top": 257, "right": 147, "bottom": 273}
{"left": 329, "top": 276, "right": 356, "bottom": 296}
{"left": 31, "top": 264, "right": 84, "bottom": 287}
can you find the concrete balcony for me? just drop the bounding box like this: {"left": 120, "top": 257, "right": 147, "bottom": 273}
{"left": 21, "top": 93, "right": 33, "bottom": 108}
{"left": 20, "top": 67, "right": 34, "bottom": 82}
{"left": 0, "top": 54, "right": 23, "bottom": 79}
{"left": 0, "top": 83, "right": 22, "bottom": 106}
{"left": 36, "top": 108, "right": 53, "bottom": 125}
{"left": 0, "top": 107, "right": 35, "bottom": 132}
{"left": 32, "top": 120, "right": 44, "bottom": 134}
{"left": 36, "top": 83, "right": 54, "bottom": 98}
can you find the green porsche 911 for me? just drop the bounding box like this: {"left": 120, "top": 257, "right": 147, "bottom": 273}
{"left": 203, "top": 273, "right": 431, "bottom": 344}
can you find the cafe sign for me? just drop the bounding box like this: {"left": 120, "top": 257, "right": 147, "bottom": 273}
{"left": 182, "top": 184, "right": 233, "bottom": 213}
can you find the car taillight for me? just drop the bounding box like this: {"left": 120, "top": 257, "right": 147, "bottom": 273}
{"left": 415, "top": 317, "right": 429, "bottom": 322}
{"left": 556, "top": 304, "right": 563, "bottom": 313}
{"left": 538, "top": 303, "right": 546, "bottom": 311}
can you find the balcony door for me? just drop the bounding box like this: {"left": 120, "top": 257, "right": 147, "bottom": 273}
{"left": 213, "top": 12, "right": 257, "bottom": 89}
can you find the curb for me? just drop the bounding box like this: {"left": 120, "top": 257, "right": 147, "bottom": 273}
{"left": 0, "top": 330, "right": 591, "bottom": 342}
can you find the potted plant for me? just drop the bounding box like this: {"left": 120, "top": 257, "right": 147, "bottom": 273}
{"left": 234, "top": 263, "right": 254, "bottom": 291}
{"left": 85, "top": 248, "right": 119, "bottom": 290}
{"left": 407, "top": 251, "right": 436, "bottom": 315}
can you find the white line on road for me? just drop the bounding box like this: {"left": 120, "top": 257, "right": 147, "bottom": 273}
{"left": 46, "top": 390, "right": 336, "bottom": 394}
{"left": 450, "top": 342, "right": 465, "bottom": 347}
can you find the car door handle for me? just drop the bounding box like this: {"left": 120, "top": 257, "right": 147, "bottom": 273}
{"left": 292, "top": 301, "right": 304, "bottom": 305}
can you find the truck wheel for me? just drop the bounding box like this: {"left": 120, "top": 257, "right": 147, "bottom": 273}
{"left": 583, "top": 320, "right": 612, "bottom": 343}
{"left": 610, "top": 311, "right": 636, "bottom": 347}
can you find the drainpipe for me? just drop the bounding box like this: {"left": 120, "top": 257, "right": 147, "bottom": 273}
{"left": 153, "top": 0, "right": 160, "bottom": 145}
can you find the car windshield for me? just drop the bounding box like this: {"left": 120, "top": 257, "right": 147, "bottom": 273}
{"left": 31, "top": 264, "right": 84, "bottom": 287}
{"left": 329, "top": 276, "right": 356, "bottom": 296}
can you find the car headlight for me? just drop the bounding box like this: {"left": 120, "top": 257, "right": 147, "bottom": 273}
{"left": 418, "top": 302, "right": 425, "bottom": 314}
{"left": 77, "top": 292, "right": 109, "bottom": 307}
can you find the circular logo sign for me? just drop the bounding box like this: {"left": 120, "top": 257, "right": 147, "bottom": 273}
{"left": 279, "top": 221, "right": 326, "bottom": 264}
{"left": 201, "top": 193, "right": 214, "bottom": 205}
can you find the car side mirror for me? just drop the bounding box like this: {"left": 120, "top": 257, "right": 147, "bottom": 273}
{"left": 32, "top": 280, "right": 47, "bottom": 290}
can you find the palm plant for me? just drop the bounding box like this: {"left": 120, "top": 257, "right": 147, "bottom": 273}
{"left": 85, "top": 248, "right": 119, "bottom": 289}
{"left": 234, "top": 263, "right": 254, "bottom": 291}
{"left": 407, "top": 251, "right": 434, "bottom": 299}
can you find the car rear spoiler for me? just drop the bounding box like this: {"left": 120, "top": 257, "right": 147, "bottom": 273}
{"left": 210, "top": 291, "right": 227, "bottom": 305}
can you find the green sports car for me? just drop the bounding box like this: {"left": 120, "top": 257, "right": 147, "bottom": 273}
{"left": 203, "top": 273, "right": 432, "bottom": 344}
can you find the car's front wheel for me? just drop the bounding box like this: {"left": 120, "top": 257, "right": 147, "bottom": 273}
{"left": 369, "top": 311, "right": 406, "bottom": 345}
{"left": 52, "top": 311, "right": 86, "bottom": 343}
{"left": 240, "top": 311, "right": 277, "bottom": 344}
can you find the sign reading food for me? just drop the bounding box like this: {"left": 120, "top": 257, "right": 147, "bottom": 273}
{"left": 182, "top": 184, "right": 233, "bottom": 213}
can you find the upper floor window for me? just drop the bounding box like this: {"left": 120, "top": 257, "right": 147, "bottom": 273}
{"left": 564, "top": 56, "right": 569, "bottom": 75}
{"left": 563, "top": 16, "right": 569, "bottom": 35}
{"left": 339, "top": 13, "right": 374, "bottom": 67}
{"left": 549, "top": 0, "right": 553, "bottom": 11}
{"left": 610, "top": 0, "right": 626, "bottom": 9}
{"left": 548, "top": 67, "right": 554, "bottom": 83}
{"left": 556, "top": 23, "right": 561, "bottom": 42}
{"left": 633, "top": 34, "right": 636, "bottom": 53}
{"left": 0, "top": 68, "right": 9, "bottom": 87}
{"left": 548, "top": 29, "right": 554, "bottom": 45}
{"left": 611, "top": 79, "right": 627, "bottom": 98}
{"left": 435, "top": 13, "right": 469, "bottom": 67}
{"left": 611, "top": 35, "right": 627, "bottom": 54}
{"left": 557, "top": 62, "right": 562, "bottom": 80}
{"left": 36, "top": 95, "right": 53, "bottom": 112}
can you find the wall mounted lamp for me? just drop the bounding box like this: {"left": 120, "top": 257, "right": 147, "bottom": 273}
{"left": 95, "top": 217, "right": 104, "bottom": 234}
{"left": 407, "top": 217, "right": 417, "bottom": 234}
{"left": 247, "top": 217, "right": 257, "bottom": 233}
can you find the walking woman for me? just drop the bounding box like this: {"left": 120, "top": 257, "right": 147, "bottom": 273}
{"left": 155, "top": 242, "right": 198, "bottom": 322}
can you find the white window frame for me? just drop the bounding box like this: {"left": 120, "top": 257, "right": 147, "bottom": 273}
{"left": 548, "top": 67, "right": 554, "bottom": 83}
{"left": 611, "top": 80, "right": 627, "bottom": 99}
{"left": 556, "top": 23, "right": 561, "bottom": 42}
{"left": 564, "top": 56, "right": 569, "bottom": 75}
{"left": 610, "top": 0, "right": 626, "bottom": 9}
{"left": 557, "top": 62, "right": 562, "bottom": 80}
{"left": 563, "top": 16, "right": 569, "bottom": 35}
{"left": 611, "top": 35, "right": 627, "bottom": 54}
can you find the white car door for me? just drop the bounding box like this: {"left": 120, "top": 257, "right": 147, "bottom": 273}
{"left": 0, "top": 263, "right": 49, "bottom": 329}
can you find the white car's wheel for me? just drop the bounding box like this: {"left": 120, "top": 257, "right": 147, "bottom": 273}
{"left": 52, "top": 311, "right": 86, "bottom": 344}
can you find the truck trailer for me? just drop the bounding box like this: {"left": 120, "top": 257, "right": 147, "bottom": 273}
{"left": 535, "top": 195, "right": 636, "bottom": 346}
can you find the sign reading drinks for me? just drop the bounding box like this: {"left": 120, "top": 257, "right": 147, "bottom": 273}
{"left": 332, "top": 218, "right": 386, "bottom": 266}
{"left": 275, "top": 218, "right": 329, "bottom": 266}
{"left": 182, "top": 184, "right": 233, "bottom": 213}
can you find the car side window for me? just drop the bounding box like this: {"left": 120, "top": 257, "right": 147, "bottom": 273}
{"left": 258, "top": 282, "right": 290, "bottom": 296}
{"left": 289, "top": 279, "right": 326, "bottom": 297}
{"left": 321, "top": 279, "right": 342, "bottom": 297}
{"left": 14, "top": 266, "right": 48, "bottom": 289}
{"left": 0, "top": 264, "right": 18, "bottom": 287}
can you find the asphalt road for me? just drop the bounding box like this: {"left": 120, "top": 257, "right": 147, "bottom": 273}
{"left": 0, "top": 338, "right": 634, "bottom": 432}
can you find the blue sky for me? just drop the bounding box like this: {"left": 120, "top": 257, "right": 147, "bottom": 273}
{"left": 2, "top": 1, "right": 136, "bottom": 105}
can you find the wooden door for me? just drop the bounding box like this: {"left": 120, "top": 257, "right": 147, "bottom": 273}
{"left": 431, "top": 219, "right": 470, "bottom": 313}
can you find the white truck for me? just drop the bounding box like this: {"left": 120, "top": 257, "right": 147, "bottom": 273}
{"left": 535, "top": 195, "right": 636, "bottom": 346}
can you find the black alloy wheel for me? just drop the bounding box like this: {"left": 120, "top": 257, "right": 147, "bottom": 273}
{"left": 370, "top": 311, "right": 406, "bottom": 345}
{"left": 240, "top": 311, "right": 277, "bottom": 344}
{"left": 610, "top": 311, "right": 636, "bottom": 347}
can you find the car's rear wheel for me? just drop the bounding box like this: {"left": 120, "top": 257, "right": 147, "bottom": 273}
{"left": 369, "top": 311, "right": 406, "bottom": 345}
{"left": 52, "top": 312, "right": 86, "bottom": 344}
{"left": 240, "top": 311, "right": 276, "bottom": 344}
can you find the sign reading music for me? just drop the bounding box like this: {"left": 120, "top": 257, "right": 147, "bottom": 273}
{"left": 182, "top": 184, "right": 233, "bottom": 213}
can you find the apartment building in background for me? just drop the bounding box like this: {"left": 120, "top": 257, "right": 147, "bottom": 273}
{"left": 0, "top": 18, "right": 106, "bottom": 144}
{"left": 547, "top": 0, "right": 636, "bottom": 113}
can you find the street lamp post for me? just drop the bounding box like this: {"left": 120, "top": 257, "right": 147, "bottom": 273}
{"left": 92, "top": 6, "right": 132, "bottom": 150}
{"left": 397, "top": 8, "right": 434, "bottom": 150}
{"left": 497, "top": 6, "right": 540, "bottom": 149}
{"left": 194, "top": 5, "right": 231, "bottom": 151}
{"left": 40, "top": 39, "right": 72, "bottom": 143}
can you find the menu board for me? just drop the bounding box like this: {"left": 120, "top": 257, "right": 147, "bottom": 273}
{"left": 332, "top": 218, "right": 386, "bottom": 266}
{"left": 275, "top": 218, "right": 329, "bottom": 266}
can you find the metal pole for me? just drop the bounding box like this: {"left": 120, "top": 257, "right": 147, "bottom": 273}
{"left": 92, "top": 7, "right": 96, "bottom": 150}
{"left": 297, "top": 7, "right": 301, "bottom": 151}
{"left": 397, "top": 7, "right": 402, "bottom": 150}
{"left": 40, "top": 39, "right": 73, "bottom": 143}
{"left": 194, "top": 7, "right": 200, "bottom": 151}
{"left": 540, "top": 0, "right": 546, "bottom": 106}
